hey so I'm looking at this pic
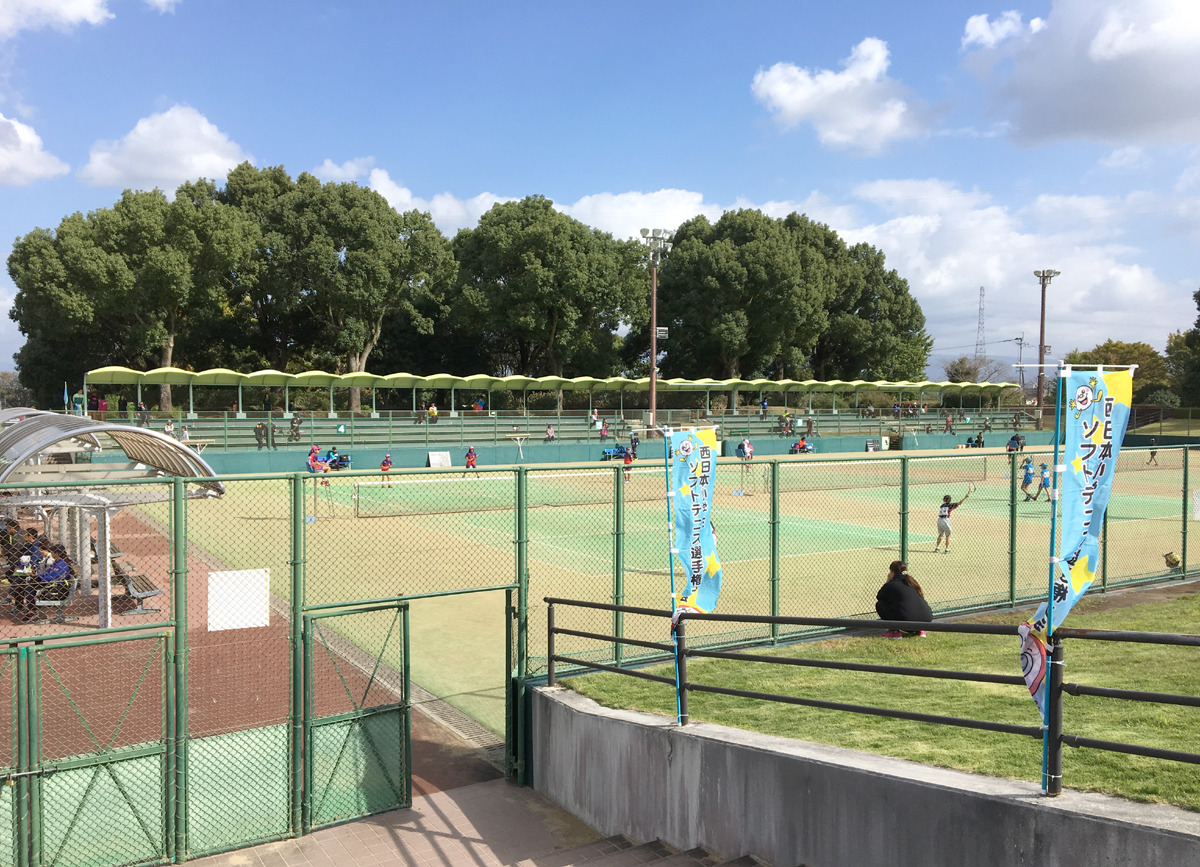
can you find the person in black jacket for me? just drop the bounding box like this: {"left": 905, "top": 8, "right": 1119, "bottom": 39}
{"left": 875, "top": 560, "right": 932, "bottom": 638}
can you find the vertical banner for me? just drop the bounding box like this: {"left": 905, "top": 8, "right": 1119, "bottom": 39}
{"left": 670, "top": 428, "right": 723, "bottom": 615}
{"left": 1020, "top": 368, "right": 1133, "bottom": 711}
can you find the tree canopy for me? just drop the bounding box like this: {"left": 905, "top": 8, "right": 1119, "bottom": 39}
{"left": 8, "top": 176, "right": 931, "bottom": 408}
{"left": 1064, "top": 339, "right": 1168, "bottom": 403}
{"left": 653, "top": 210, "right": 930, "bottom": 381}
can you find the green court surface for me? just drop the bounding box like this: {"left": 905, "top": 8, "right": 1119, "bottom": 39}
{"left": 127, "top": 449, "right": 1193, "bottom": 736}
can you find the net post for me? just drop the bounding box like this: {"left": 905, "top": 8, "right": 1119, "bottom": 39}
{"left": 899, "top": 456, "right": 909, "bottom": 563}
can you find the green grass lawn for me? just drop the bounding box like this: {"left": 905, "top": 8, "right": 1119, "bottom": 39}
{"left": 566, "top": 587, "right": 1200, "bottom": 810}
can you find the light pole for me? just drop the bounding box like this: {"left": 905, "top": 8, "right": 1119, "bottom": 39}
{"left": 640, "top": 228, "right": 672, "bottom": 430}
{"left": 1034, "top": 269, "right": 1060, "bottom": 430}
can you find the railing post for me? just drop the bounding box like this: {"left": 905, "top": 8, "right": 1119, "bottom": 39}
{"left": 1045, "top": 640, "right": 1064, "bottom": 795}
{"left": 547, "top": 603, "right": 556, "bottom": 686}
{"left": 15, "top": 647, "right": 29, "bottom": 867}
{"left": 674, "top": 615, "right": 689, "bottom": 726}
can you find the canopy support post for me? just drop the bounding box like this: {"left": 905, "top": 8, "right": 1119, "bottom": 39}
{"left": 188, "top": 384, "right": 196, "bottom": 419}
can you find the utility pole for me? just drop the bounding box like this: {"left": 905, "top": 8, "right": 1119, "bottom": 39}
{"left": 1034, "top": 270, "right": 1061, "bottom": 430}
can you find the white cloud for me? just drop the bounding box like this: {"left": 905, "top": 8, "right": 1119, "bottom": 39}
{"left": 562, "top": 190, "right": 721, "bottom": 239}
{"left": 1100, "top": 146, "right": 1146, "bottom": 169}
{"left": 961, "top": 11, "right": 1033, "bottom": 50}
{"left": 368, "top": 169, "right": 511, "bottom": 234}
{"left": 311, "top": 156, "right": 374, "bottom": 183}
{"left": 967, "top": 0, "right": 1200, "bottom": 145}
{"left": 751, "top": 37, "right": 928, "bottom": 154}
{"left": 143, "top": 0, "right": 180, "bottom": 11}
{"left": 0, "top": 0, "right": 111, "bottom": 40}
{"left": 841, "top": 178, "right": 1188, "bottom": 353}
{"left": 0, "top": 111, "right": 68, "bottom": 184}
{"left": 77, "top": 105, "right": 249, "bottom": 189}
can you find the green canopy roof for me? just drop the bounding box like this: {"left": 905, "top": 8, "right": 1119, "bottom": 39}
{"left": 87, "top": 366, "right": 1019, "bottom": 395}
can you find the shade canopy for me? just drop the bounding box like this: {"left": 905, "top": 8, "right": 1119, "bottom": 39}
{"left": 0, "top": 409, "right": 225, "bottom": 496}
{"left": 85, "top": 367, "right": 1019, "bottom": 398}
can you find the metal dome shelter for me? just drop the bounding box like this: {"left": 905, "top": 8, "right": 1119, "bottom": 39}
{"left": 0, "top": 408, "right": 224, "bottom": 627}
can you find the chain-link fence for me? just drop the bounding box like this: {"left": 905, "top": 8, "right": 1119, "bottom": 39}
{"left": 0, "top": 446, "right": 1191, "bottom": 866}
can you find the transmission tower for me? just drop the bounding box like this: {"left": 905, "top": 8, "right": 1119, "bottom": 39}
{"left": 974, "top": 286, "right": 986, "bottom": 360}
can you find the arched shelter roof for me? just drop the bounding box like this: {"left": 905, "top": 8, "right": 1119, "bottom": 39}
{"left": 0, "top": 409, "right": 224, "bottom": 497}
{"left": 86, "top": 367, "right": 1019, "bottom": 397}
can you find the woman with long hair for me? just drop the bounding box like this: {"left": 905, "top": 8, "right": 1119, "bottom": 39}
{"left": 875, "top": 560, "right": 933, "bottom": 639}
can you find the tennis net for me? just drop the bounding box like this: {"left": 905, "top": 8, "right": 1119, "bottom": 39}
{"left": 354, "top": 466, "right": 667, "bottom": 517}
{"left": 774, "top": 453, "right": 990, "bottom": 493}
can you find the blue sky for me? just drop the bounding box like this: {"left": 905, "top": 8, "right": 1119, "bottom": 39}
{"left": 2, "top": 0, "right": 1199, "bottom": 381}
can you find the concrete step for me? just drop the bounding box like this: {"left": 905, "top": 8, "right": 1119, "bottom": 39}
{"left": 584, "top": 839, "right": 678, "bottom": 866}
{"left": 514, "top": 834, "right": 638, "bottom": 867}
{"left": 655, "top": 847, "right": 726, "bottom": 866}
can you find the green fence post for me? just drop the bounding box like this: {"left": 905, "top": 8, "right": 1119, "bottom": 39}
{"left": 1101, "top": 510, "right": 1109, "bottom": 592}
{"left": 27, "top": 647, "right": 40, "bottom": 867}
{"left": 769, "top": 460, "right": 780, "bottom": 644}
{"left": 1182, "top": 447, "right": 1189, "bottom": 579}
{"left": 164, "top": 632, "right": 176, "bottom": 863}
{"left": 514, "top": 467, "right": 529, "bottom": 787}
{"left": 222, "top": 413, "right": 228, "bottom": 451}
{"left": 504, "top": 587, "right": 515, "bottom": 779}
{"left": 15, "top": 647, "right": 29, "bottom": 867}
{"left": 289, "top": 473, "right": 306, "bottom": 837}
{"left": 301, "top": 615, "right": 313, "bottom": 834}
{"left": 613, "top": 464, "right": 625, "bottom": 666}
{"left": 349, "top": 412, "right": 355, "bottom": 448}
{"left": 899, "top": 456, "right": 909, "bottom": 563}
{"left": 1010, "top": 452, "right": 1018, "bottom": 603}
{"left": 171, "top": 476, "right": 189, "bottom": 862}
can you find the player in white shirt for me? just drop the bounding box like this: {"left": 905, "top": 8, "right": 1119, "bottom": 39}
{"left": 934, "top": 486, "right": 972, "bottom": 554}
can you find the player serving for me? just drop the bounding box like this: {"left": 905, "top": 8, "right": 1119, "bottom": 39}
{"left": 933, "top": 485, "right": 972, "bottom": 554}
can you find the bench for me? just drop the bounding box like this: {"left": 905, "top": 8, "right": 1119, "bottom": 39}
{"left": 112, "top": 560, "right": 164, "bottom": 615}
{"left": 602, "top": 446, "right": 628, "bottom": 460}
{"left": 34, "top": 574, "right": 79, "bottom": 623}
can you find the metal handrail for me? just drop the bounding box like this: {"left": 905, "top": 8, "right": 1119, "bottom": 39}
{"left": 544, "top": 598, "right": 1200, "bottom": 797}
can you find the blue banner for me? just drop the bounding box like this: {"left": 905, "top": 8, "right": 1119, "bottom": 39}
{"left": 1020, "top": 368, "right": 1133, "bottom": 711}
{"left": 670, "top": 428, "right": 723, "bottom": 615}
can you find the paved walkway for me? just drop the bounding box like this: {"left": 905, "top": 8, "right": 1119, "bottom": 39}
{"left": 191, "top": 779, "right": 601, "bottom": 867}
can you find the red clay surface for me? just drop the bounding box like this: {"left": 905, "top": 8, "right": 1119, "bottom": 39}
{"left": 0, "top": 510, "right": 502, "bottom": 794}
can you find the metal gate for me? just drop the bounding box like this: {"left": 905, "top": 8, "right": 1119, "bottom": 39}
{"left": 12, "top": 634, "right": 170, "bottom": 867}
{"left": 302, "top": 603, "right": 409, "bottom": 831}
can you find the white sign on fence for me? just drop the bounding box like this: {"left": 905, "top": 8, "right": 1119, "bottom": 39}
{"left": 208, "top": 568, "right": 270, "bottom": 631}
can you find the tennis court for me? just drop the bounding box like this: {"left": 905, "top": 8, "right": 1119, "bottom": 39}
{"left": 117, "top": 446, "right": 1193, "bottom": 734}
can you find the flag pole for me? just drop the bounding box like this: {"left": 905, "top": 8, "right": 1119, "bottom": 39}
{"left": 1038, "top": 363, "right": 1068, "bottom": 792}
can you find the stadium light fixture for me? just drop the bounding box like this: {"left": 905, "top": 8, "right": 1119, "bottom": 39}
{"left": 1034, "top": 269, "right": 1061, "bottom": 430}
{"left": 640, "top": 228, "right": 673, "bottom": 430}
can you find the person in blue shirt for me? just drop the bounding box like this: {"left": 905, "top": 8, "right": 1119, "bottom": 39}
{"left": 1020, "top": 458, "right": 1035, "bottom": 501}
{"left": 14, "top": 539, "right": 70, "bottom": 622}
{"left": 1031, "top": 462, "right": 1052, "bottom": 502}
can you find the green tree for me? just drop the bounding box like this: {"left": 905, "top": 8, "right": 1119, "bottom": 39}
{"left": 307, "top": 182, "right": 455, "bottom": 410}
{"left": 1164, "top": 329, "right": 1197, "bottom": 404}
{"left": 8, "top": 184, "right": 255, "bottom": 409}
{"left": 657, "top": 209, "right": 831, "bottom": 380}
{"left": 453, "top": 196, "right": 640, "bottom": 377}
{"left": 1064, "top": 340, "right": 1168, "bottom": 403}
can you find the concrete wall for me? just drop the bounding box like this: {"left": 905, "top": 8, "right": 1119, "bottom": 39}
{"left": 532, "top": 688, "right": 1200, "bottom": 867}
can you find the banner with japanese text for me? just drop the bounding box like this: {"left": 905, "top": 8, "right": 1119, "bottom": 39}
{"left": 669, "top": 428, "right": 723, "bottom": 615}
{"left": 1020, "top": 368, "right": 1133, "bottom": 712}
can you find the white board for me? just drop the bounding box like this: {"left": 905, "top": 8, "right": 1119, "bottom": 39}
{"left": 427, "top": 451, "right": 453, "bottom": 467}
{"left": 208, "top": 568, "right": 270, "bottom": 631}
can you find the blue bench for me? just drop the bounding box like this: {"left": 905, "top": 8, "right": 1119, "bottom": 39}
{"left": 602, "top": 446, "right": 628, "bottom": 460}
